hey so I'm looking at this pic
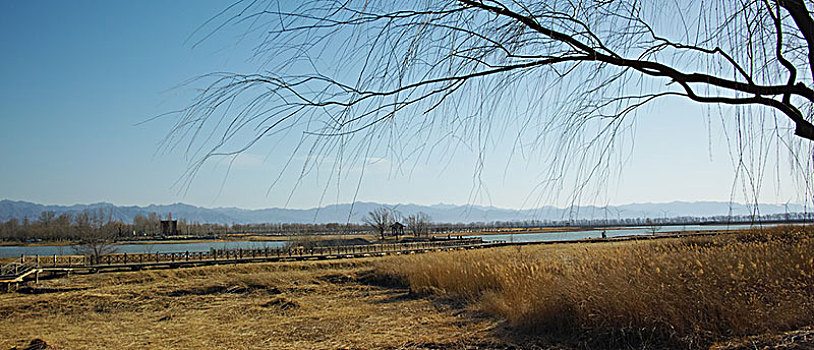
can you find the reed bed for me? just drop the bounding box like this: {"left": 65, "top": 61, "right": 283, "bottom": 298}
{"left": 375, "top": 226, "right": 814, "bottom": 348}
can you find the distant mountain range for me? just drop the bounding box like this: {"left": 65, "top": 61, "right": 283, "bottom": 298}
{"left": 0, "top": 199, "right": 807, "bottom": 224}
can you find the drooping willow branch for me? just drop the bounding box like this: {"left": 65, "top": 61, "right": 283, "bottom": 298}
{"left": 461, "top": 0, "right": 814, "bottom": 140}
{"left": 168, "top": 0, "right": 814, "bottom": 206}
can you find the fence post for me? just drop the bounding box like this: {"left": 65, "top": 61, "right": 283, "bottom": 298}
{"left": 21, "top": 254, "right": 24, "bottom": 264}
{"left": 53, "top": 254, "right": 57, "bottom": 267}
{"left": 123, "top": 253, "right": 127, "bottom": 264}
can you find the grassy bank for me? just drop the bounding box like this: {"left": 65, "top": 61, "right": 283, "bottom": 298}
{"left": 375, "top": 226, "right": 814, "bottom": 348}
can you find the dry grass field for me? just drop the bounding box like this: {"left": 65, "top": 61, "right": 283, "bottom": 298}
{"left": 0, "top": 259, "right": 504, "bottom": 349}
{"left": 376, "top": 226, "right": 814, "bottom": 349}
{"left": 2, "top": 226, "right": 813, "bottom": 349}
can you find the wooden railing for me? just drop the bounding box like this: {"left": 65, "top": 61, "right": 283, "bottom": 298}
{"left": 17, "top": 238, "right": 486, "bottom": 268}
{"left": 16, "top": 254, "right": 87, "bottom": 268}
{"left": 0, "top": 261, "right": 38, "bottom": 282}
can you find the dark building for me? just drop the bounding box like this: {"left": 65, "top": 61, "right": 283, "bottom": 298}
{"left": 390, "top": 222, "right": 405, "bottom": 238}
{"left": 160, "top": 219, "right": 178, "bottom": 235}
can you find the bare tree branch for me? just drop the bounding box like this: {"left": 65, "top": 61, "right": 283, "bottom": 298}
{"left": 167, "top": 0, "right": 814, "bottom": 209}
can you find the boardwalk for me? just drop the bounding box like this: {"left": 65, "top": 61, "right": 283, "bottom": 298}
{"left": 0, "top": 263, "right": 39, "bottom": 283}
{"left": 70, "top": 239, "right": 488, "bottom": 273}
{"left": 0, "top": 262, "right": 41, "bottom": 292}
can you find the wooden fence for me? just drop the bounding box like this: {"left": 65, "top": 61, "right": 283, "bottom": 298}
{"left": 16, "top": 238, "right": 485, "bottom": 269}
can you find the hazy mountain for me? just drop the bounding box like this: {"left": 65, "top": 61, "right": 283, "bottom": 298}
{"left": 0, "top": 199, "right": 806, "bottom": 225}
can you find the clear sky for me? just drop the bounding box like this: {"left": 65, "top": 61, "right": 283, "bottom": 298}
{"left": 0, "top": 0, "right": 808, "bottom": 210}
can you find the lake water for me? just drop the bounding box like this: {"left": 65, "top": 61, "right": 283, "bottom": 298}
{"left": 466, "top": 223, "right": 772, "bottom": 243}
{"left": 0, "top": 223, "right": 780, "bottom": 258}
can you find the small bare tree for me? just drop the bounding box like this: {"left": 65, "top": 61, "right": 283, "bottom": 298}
{"left": 73, "top": 211, "right": 118, "bottom": 265}
{"left": 645, "top": 218, "right": 662, "bottom": 236}
{"left": 363, "top": 207, "right": 397, "bottom": 240}
{"left": 406, "top": 212, "right": 432, "bottom": 238}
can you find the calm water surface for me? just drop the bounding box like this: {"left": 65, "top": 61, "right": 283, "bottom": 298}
{"left": 467, "top": 223, "right": 772, "bottom": 243}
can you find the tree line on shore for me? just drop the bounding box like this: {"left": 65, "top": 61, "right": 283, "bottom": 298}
{"left": 1, "top": 207, "right": 812, "bottom": 243}
{"left": 0, "top": 209, "right": 230, "bottom": 243}
{"left": 0, "top": 209, "right": 380, "bottom": 243}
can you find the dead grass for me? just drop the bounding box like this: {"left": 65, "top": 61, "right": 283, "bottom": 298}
{"left": 375, "top": 226, "right": 814, "bottom": 348}
{"left": 0, "top": 259, "right": 502, "bottom": 349}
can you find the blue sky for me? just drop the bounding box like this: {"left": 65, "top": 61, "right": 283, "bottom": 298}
{"left": 0, "top": 1, "right": 807, "bottom": 210}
